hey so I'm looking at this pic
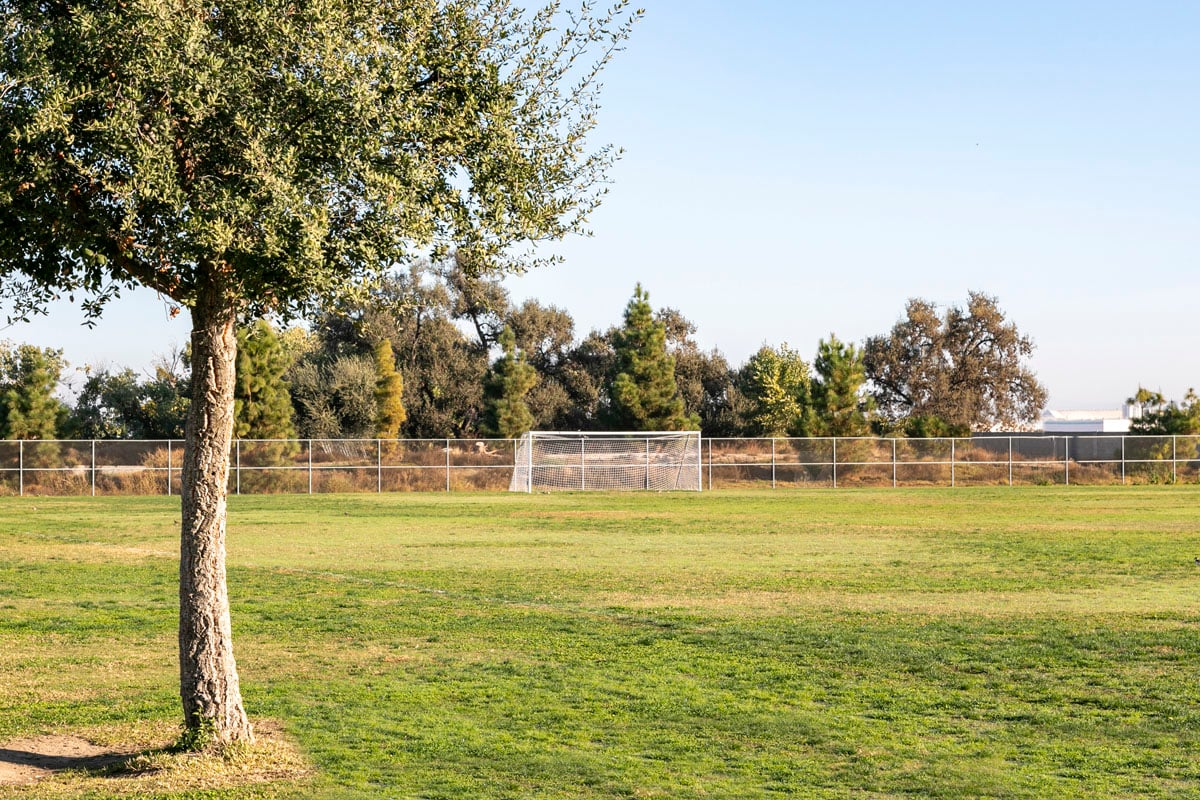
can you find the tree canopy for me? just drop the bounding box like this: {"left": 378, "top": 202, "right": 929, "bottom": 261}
{"left": 737, "top": 344, "right": 809, "bottom": 437}
{"left": 863, "top": 292, "right": 1047, "bottom": 432}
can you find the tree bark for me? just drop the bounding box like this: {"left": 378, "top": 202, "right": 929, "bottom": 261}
{"left": 179, "top": 282, "right": 253, "bottom": 747}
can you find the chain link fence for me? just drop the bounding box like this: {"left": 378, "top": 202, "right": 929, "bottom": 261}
{"left": 0, "top": 435, "right": 1197, "bottom": 496}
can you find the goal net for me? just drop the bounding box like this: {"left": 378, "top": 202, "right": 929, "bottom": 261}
{"left": 510, "top": 431, "right": 703, "bottom": 492}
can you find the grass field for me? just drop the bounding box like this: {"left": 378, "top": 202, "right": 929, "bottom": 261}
{"left": 2, "top": 487, "right": 1199, "bottom": 798}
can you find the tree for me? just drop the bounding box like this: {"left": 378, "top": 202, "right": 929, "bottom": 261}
{"left": 68, "top": 354, "right": 191, "bottom": 440}
{"left": 737, "top": 344, "right": 809, "bottom": 437}
{"left": 290, "top": 354, "right": 382, "bottom": 439}
{"left": 301, "top": 266, "right": 490, "bottom": 438}
{"left": 373, "top": 339, "right": 406, "bottom": 439}
{"left": 506, "top": 299, "right": 578, "bottom": 428}
{"left": 69, "top": 368, "right": 146, "bottom": 439}
{"left": 234, "top": 321, "right": 297, "bottom": 442}
{"left": 807, "top": 334, "right": 872, "bottom": 437}
{"left": 0, "top": 1, "right": 638, "bottom": 747}
{"left": 863, "top": 292, "right": 1047, "bottom": 432}
{"left": 444, "top": 254, "right": 510, "bottom": 351}
{"left": 0, "top": 343, "right": 66, "bottom": 439}
{"left": 608, "top": 285, "right": 697, "bottom": 431}
{"left": 1128, "top": 387, "right": 1200, "bottom": 435}
{"left": 561, "top": 328, "right": 617, "bottom": 429}
{"left": 139, "top": 355, "right": 193, "bottom": 439}
{"left": 483, "top": 327, "right": 538, "bottom": 439}
{"left": 657, "top": 308, "right": 740, "bottom": 436}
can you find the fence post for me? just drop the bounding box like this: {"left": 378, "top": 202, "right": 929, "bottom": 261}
{"left": 167, "top": 440, "right": 172, "bottom": 496}
{"left": 950, "top": 438, "right": 955, "bottom": 488}
{"left": 892, "top": 438, "right": 897, "bottom": 488}
{"left": 1008, "top": 437, "right": 1013, "bottom": 487}
{"left": 580, "top": 437, "right": 586, "bottom": 491}
{"left": 1121, "top": 436, "right": 1125, "bottom": 485}
{"left": 307, "top": 440, "right": 313, "bottom": 495}
{"left": 707, "top": 438, "right": 712, "bottom": 491}
{"left": 645, "top": 439, "right": 650, "bottom": 490}
{"left": 1173, "top": 435, "right": 1177, "bottom": 483}
{"left": 832, "top": 438, "right": 837, "bottom": 488}
{"left": 771, "top": 438, "right": 776, "bottom": 489}
{"left": 91, "top": 440, "right": 96, "bottom": 497}
{"left": 18, "top": 440, "right": 22, "bottom": 497}
{"left": 445, "top": 438, "right": 451, "bottom": 492}
{"left": 1064, "top": 437, "right": 1069, "bottom": 486}
{"left": 377, "top": 439, "right": 382, "bottom": 493}
{"left": 236, "top": 439, "right": 241, "bottom": 495}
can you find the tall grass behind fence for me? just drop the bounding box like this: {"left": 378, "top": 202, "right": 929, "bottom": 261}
{"left": 0, "top": 435, "right": 1197, "bottom": 496}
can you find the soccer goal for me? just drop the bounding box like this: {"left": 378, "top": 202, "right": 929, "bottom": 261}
{"left": 510, "top": 431, "right": 703, "bottom": 492}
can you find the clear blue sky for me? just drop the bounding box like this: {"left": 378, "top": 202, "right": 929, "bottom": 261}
{"left": 6, "top": 1, "right": 1198, "bottom": 409}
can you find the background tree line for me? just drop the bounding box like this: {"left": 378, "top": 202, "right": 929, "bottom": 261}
{"left": 6, "top": 272, "right": 1191, "bottom": 441}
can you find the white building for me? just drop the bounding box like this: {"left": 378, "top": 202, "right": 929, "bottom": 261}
{"left": 1040, "top": 405, "right": 1140, "bottom": 433}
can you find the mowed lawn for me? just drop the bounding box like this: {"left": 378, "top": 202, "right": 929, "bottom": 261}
{"left": 2, "top": 487, "right": 1200, "bottom": 798}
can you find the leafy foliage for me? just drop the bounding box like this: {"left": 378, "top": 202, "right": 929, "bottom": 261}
{"left": 290, "top": 353, "right": 381, "bottom": 440}
{"left": 863, "top": 292, "right": 1047, "bottom": 431}
{"left": 67, "top": 360, "right": 191, "bottom": 440}
{"left": 659, "top": 308, "right": 741, "bottom": 436}
{"left": 0, "top": 0, "right": 641, "bottom": 321}
{"left": 737, "top": 344, "right": 810, "bottom": 437}
{"left": 506, "top": 298, "right": 582, "bottom": 428}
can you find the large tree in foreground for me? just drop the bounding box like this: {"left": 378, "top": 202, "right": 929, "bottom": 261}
{"left": 863, "top": 292, "right": 1047, "bottom": 432}
{"left": 0, "top": 0, "right": 638, "bottom": 747}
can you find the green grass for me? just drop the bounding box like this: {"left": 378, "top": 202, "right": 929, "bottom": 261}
{"left": 2, "top": 488, "right": 1200, "bottom": 798}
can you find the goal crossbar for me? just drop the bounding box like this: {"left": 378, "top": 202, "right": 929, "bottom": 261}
{"left": 510, "top": 431, "right": 702, "bottom": 492}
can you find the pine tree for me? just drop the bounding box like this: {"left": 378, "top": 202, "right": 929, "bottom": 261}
{"left": 483, "top": 328, "right": 538, "bottom": 439}
{"left": 234, "top": 321, "right": 297, "bottom": 449}
{"left": 0, "top": 344, "right": 65, "bottom": 439}
{"left": 374, "top": 339, "right": 407, "bottom": 439}
{"left": 808, "top": 334, "right": 873, "bottom": 436}
{"left": 608, "top": 285, "right": 698, "bottom": 431}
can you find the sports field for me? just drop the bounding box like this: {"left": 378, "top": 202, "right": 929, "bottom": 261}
{"left": 2, "top": 488, "right": 1199, "bottom": 798}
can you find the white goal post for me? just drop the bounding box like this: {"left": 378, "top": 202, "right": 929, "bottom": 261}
{"left": 510, "top": 431, "right": 703, "bottom": 492}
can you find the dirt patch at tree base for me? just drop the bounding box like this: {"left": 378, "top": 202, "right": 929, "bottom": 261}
{"left": 0, "top": 721, "right": 312, "bottom": 793}
{"left": 1, "top": 734, "right": 134, "bottom": 785}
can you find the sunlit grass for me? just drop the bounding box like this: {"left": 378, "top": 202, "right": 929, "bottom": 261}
{"left": 2, "top": 488, "right": 1199, "bottom": 798}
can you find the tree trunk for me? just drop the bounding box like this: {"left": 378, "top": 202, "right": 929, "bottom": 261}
{"left": 179, "top": 284, "right": 253, "bottom": 747}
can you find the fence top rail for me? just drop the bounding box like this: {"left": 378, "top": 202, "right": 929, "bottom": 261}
{"left": 520, "top": 431, "right": 701, "bottom": 437}
{"left": 0, "top": 433, "right": 1192, "bottom": 446}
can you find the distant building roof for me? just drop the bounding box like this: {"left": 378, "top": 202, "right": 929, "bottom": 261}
{"left": 1041, "top": 405, "right": 1138, "bottom": 433}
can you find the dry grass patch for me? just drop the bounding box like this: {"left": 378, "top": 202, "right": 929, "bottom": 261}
{"left": 0, "top": 719, "right": 313, "bottom": 797}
